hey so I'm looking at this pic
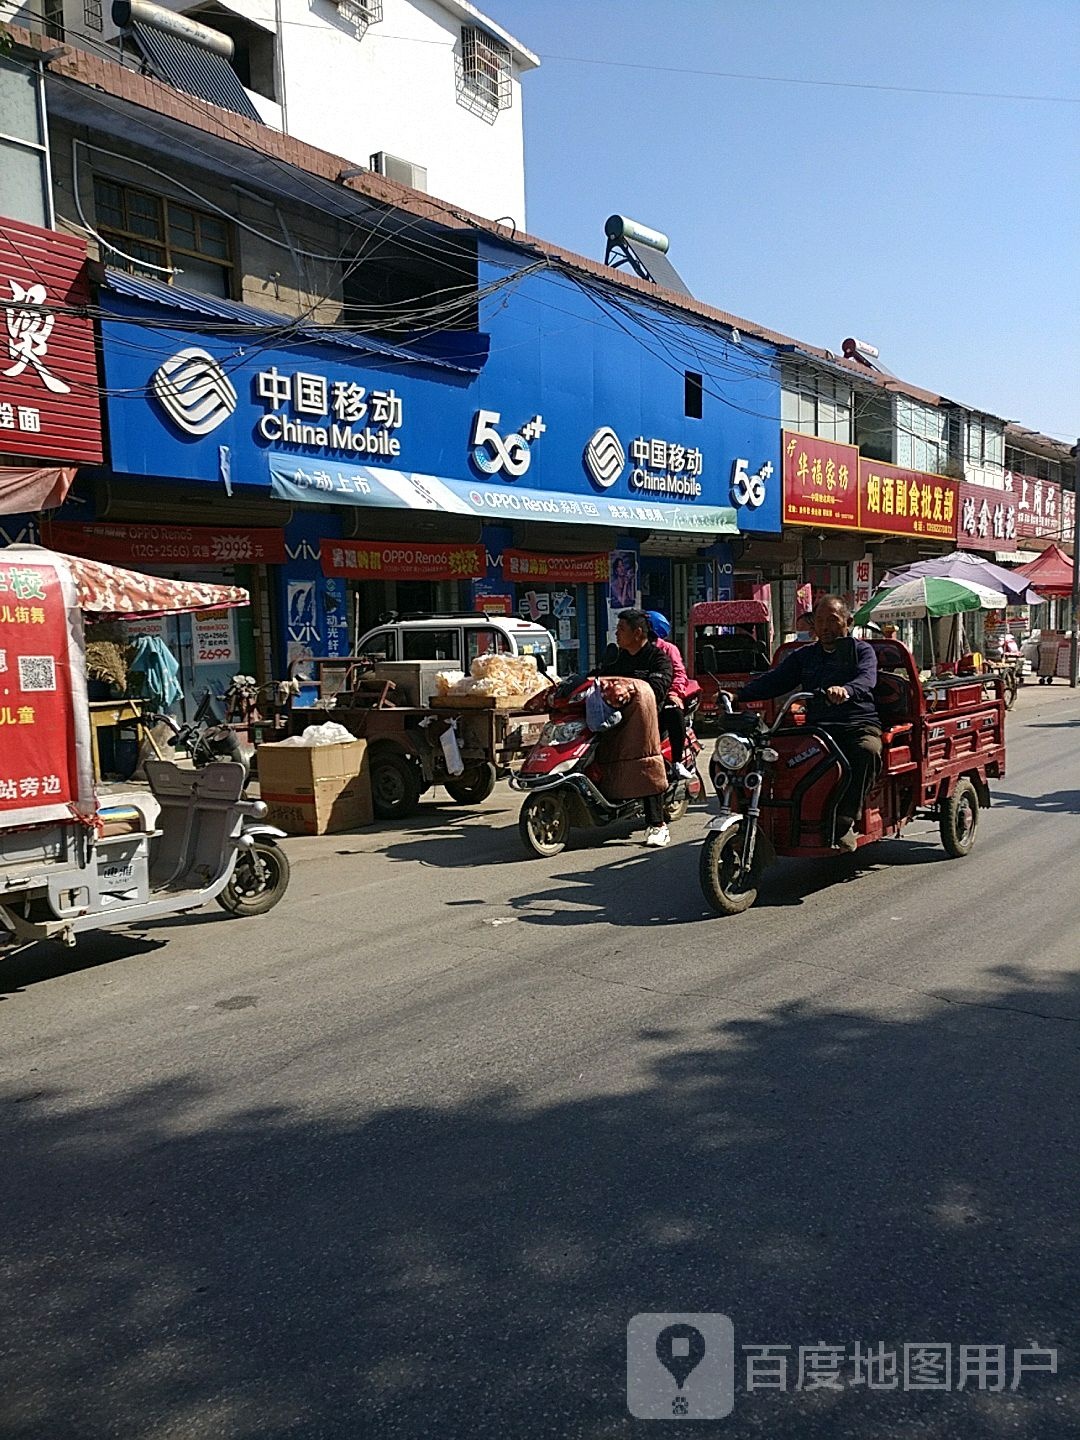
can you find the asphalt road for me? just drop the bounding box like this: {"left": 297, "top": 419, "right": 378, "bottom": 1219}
{"left": 2, "top": 683, "right": 1078, "bottom": 1440}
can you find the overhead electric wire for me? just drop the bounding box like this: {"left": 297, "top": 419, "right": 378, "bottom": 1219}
{"left": 168, "top": 15, "right": 1080, "bottom": 105}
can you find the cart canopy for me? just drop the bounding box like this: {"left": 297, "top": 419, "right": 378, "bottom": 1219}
{"left": 689, "top": 600, "right": 770, "bottom": 626}
{"left": 4, "top": 545, "right": 249, "bottom": 618}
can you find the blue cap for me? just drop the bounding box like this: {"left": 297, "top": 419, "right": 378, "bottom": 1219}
{"left": 645, "top": 610, "right": 671, "bottom": 640}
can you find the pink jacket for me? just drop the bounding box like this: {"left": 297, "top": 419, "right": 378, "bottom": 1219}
{"left": 655, "top": 637, "right": 691, "bottom": 702}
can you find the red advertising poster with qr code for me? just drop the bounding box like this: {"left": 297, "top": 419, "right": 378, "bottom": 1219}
{"left": 0, "top": 555, "right": 90, "bottom": 821}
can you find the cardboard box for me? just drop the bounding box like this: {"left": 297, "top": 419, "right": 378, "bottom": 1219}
{"left": 256, "top": 738, "right": 373, "bottom": 835}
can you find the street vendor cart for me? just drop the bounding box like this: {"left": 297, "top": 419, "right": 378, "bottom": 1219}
{"left": 0, "top": 546, "right": 289, "bottom": 948}
{"left": 288, "top": 660, "right": 550, "bottom": 819}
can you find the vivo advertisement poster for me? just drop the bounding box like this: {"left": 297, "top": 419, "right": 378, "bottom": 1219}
{"left": 100, "top": 266, "right": 781, "bottom": 536}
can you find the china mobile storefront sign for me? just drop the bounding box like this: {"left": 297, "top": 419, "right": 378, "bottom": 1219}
{"left": 0, "top": 217, "right": 103, "bottom": 464}
{"left": 782, "top": 432, "right": 959, "bottom": 541}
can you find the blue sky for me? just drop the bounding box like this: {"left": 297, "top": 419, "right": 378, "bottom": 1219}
{"left": 489, "top": 0, "right": 1079, "bottom": 442}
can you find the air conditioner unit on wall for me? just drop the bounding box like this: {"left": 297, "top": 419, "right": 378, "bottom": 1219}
{"left": 369, "top": 152, "right": 428, "bottom": 192}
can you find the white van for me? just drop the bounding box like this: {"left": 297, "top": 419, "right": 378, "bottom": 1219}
{"left": 355, "top": 612, "right": 560, "bottom": 679}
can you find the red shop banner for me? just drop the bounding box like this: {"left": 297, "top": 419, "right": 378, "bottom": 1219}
{"left": 502, "top": 550, "right": 609, "bottom": 584}
{"left": 1, "top": 216, "right": 103, "bottom": 464}
{"left": 321, "top": 540, "right": 486, "bottom": 582}
{"left": 782, "top": 431, "right": 860, "bottom": 530}
{"left": 1008, "top": 474, "right": 1065, "bottom": 541}
{"left": 957, "top": 482, "right": 1018, "bottom": 552}
{"left": 0, "top": 556, "right": 84, "bottom": 817}
{"left": 46, "top": 521, "right": 286, "bottom": 568}
{"left": 859, "top": 460, "right": 958, "bottom": 542}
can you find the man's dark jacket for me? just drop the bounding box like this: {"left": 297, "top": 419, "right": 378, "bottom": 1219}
{"left": 738, "top": 637, "right": 881, "bottom": 727}
{"left": 599, "top": 642, "right": 673, "bottom": 710}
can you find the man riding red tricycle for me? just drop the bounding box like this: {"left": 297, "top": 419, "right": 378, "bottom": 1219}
{"left": 697, "top": 630, "right": 1007, "bottom": 915}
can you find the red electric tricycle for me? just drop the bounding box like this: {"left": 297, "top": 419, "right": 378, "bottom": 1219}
{"left": 697, "top": 638, "right": 1007, "bottom": 915}
{"left": 686, "top": 600, "right": 773, "bottom": 729}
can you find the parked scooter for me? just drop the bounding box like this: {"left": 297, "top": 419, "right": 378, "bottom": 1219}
{"left": 511, "top": 675, "right": 704, "bottom": 857}
{"left": 146, "top": 696, "right": 286, "bottom": 917}
{"left": 148, "top": 691, "right": 254, "bottom": 775}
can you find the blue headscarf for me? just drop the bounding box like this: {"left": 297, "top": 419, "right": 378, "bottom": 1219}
{"left": 645, "top": 610, "right": 671, "bottom": 640}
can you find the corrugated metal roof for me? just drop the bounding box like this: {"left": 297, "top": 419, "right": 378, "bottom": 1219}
{"left": 102, "top": 269, "right": 484, "bottom": 374}
{"left": 130, "top": 21, "right": 262, "bottom": 122}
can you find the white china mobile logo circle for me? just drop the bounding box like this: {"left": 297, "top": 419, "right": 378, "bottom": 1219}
{"left": 152, "top": 347, "right": 238, "bottom": 436}
{"left": 584, "top": 426, "right": 626, "bottom": 488}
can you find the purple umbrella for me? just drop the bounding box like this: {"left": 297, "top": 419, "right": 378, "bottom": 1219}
{"left": 881, "top": 551, "right": 1043, "bottom": 605}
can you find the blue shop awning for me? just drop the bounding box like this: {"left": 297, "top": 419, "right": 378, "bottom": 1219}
{"left": 102, "top": 269, "right": 487, "bottom": 376}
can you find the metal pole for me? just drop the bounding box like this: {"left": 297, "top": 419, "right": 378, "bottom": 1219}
{"left": 1070, "top": 439, "right": 1080, "bottom": 688}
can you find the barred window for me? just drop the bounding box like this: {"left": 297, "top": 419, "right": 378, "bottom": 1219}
{"left": 458, "top": 26, "right": 512, "bottom": 113}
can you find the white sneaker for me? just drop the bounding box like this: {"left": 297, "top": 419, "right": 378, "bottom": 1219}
{"left": 644, "top": 824, "right": 671, "bottom": 848}
{"left": 674, "top": 762, "right": 695, "bottom": 781}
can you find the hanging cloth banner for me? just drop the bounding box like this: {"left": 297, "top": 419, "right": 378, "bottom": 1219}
{"left": 0, "top": 465, "right": 76, "bottom": 515}
{"left": 45, "top": 520, "right": 286, "bottom": 567}
{"left": 501, "top": 550, "right": 609, "bottom": 584}
{"left": 320, "top": 540, "right": 486, "bottom": 582}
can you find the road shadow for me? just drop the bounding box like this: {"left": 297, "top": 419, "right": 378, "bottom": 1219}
{"left": 3, "top": 968, "right": 1077, "bottom": 1438}
{"left": 992, "top": 789, "right": 1080, "bottom": 815}
{"left": 0, "top": 930, "right": 168, "bottom": 1000}
{"left": 508, "top": 833, "right": 948, "bottom": 926}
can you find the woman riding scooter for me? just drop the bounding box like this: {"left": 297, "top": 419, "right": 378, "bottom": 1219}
{"left": 644, "top": 611, "right": 696, "bottom": 783}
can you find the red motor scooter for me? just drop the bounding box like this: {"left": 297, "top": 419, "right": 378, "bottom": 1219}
{"left": 511, "top": 675, "right": 705, "bottom": 857}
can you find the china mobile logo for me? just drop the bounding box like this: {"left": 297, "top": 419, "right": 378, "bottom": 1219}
{"left": 2, "top": 278, "right": 71, "bottom": 394}
{"left": 470, "top": 409, "right": 546, "bottom": 478}
{"left": 584, "top": 426, "right": 626, "bottom": 489}
{"left": 153, "top": 348, "right": 238, "bottom": 436}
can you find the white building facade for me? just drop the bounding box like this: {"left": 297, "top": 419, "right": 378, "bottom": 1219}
{"left": 2, "top": 0, "right": 537, "bottom": 224}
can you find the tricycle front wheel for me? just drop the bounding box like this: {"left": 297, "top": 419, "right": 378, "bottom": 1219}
{"left": 217, "top": 841, "right": 291, "bottom": 917}
{"left": 699, "top": 828, "right": 760, "bottom": 915}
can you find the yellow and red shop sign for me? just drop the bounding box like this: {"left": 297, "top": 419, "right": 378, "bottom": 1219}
{"left": 782, "top": 432, "right": 959, "bottom": 541}
{"left": 859, "top": 460, "right": 957, "bottom": 541}
{"left": 320, "top": 540, "right": 485, "bottom": 582}
{"left": 782, "top": 432, "right": 860, "bottom": 530}
{"left": 501, "top": 550, "right": 608, "bottom": 584}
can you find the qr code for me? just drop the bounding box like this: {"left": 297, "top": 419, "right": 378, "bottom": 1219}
{"left": 18, "top": 655, "right": 56, "bottom": 692}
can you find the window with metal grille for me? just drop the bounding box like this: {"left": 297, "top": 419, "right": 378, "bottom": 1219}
{"left": 93, "top": 177, "right": 234, "bottom": 297}
{"left": 42, "top": 0, "right": 65, "bottom": 41}
{"left": 458, "top": 25, "right": 512, "bottom": 113}
{"left": 335, "top": 0, "right": 381, "bottom": 28}
{"left": 1005, "top": 447, "right": 1062, "bottom": 485}
{"left": 83, "top": 0, "right": 103, "bottom": 31}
